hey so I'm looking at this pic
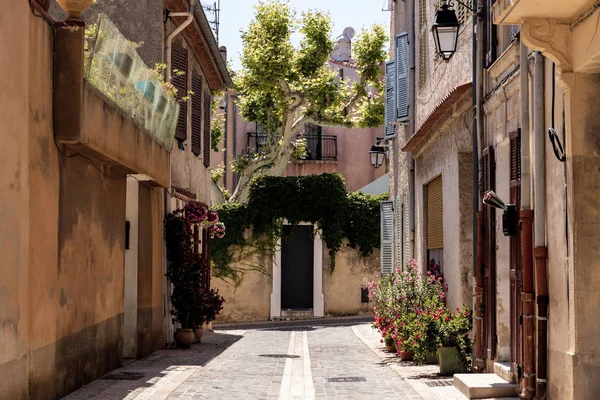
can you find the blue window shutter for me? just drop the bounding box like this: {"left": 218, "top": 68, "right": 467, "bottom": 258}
{"left": 384, "top": 61, "right": 396, "bottom": 138}
{"left": 380, "top": 200, "right": 394, "bottom": 276}
{"left": 396, "top": 32, "right": 410, "bottom": 122}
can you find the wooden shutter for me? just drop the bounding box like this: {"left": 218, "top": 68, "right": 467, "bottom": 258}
{"left": 380, "top": 201, "right": 394, "bottom": 276}
{"left": 510, "top": 129, "right": 521, "bottom": 182}
{"left": 395, "top": 32, "right": 410, "bottom": 122}
{"left": 203, "top": 92, "right": 212, "bottom": 167}
{"left": 481, "top": 146, "right": 496, "bottom": 194}
{"left": 191, "top": 72, "right": 202, "bottom": 156}
{"left": 485, "top": 0, "right": 497, "bottom": 66}
{"left": 427, "top": 176, "right": 443, "bottom": 250}
{"left": 172, "top": 47, "right": 188, "bottom": 141}
{"left": 396, "top": 195, "right": 404, "bottom": 268}
{"left": 384, "top": 60, "right": 396, "bottom": 138}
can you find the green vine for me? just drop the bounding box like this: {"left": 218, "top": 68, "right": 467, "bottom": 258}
{"left": 211, "top": 173, "right": 387, "bottom": 281}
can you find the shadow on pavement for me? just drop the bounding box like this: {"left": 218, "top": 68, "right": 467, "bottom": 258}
{"left": 213, "top": 315, "right": 374, "bottom": 332}
{"left": 61, "top": 331, "right": 242, "bottom": 400}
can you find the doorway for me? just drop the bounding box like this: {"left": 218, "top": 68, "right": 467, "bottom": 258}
{"left": 281, "top": 225, "right": 314, "bottom": 310}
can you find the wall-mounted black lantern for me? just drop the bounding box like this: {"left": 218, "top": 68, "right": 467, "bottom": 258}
{"left": 369, "top": 137, "right": 388, "bottom": 169}
{"left": 482, "top": 191, "right": 517, "bottom": 236}
{"left": 431, "top": 0, "right": 460, "bottom": 61}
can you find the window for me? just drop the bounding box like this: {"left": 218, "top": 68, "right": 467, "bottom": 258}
{"left": 172, "top": 47, "right": 188, "bottom": 142}
{"left": 203, "top": 92, "right": 211, "bottom": 167}
{"left": 426, "top": 176, "right": 443, "bottom": 267}
{"left": 380, "top": 200, "right": 395, "bottom": 276}
{"left": 418, "top": 0, "right": 427, "bottom": 91}
{"left": 384, "top": 61, "right": 396, "bottom": 138}
{"left": 191, "top": 72, "right": 202, "bottom": 156}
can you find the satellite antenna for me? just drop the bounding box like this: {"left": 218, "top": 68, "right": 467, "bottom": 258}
{"left": 342, "top": 27, "right": 355, "bottom": 40}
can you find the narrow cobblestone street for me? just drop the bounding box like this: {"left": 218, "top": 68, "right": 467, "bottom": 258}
{"left": 63, "top": 319, "right": 470, "bottom": 400}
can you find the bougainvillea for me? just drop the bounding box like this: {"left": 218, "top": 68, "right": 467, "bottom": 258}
{"left": 165, "top": 203, "right": 225, "bottom": 328}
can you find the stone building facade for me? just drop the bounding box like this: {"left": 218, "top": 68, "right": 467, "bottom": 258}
{"left": 387, "top": 0, "right": 474, "bottom": 312}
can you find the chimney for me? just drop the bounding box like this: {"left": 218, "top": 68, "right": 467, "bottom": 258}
{"left": 219, "top": 46, "right": 227, "bottom": 62}
{"left": 331, "top": 27, "right": 354, "bottom": 62}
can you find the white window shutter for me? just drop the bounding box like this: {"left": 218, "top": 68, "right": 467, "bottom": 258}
{"left": 396, "top": 195, "right": 403, "bottom": 268}
{"left": 384, "top": 61, "right": 396, "bottom": 139}
{"left": 396, "top": 32, "right": 410, "bottom": 122}
{"left": 380, "top": 200, "right": 394, "bottom": 276}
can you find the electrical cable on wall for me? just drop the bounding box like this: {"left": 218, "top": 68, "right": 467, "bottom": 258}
{"left": 548, "top": 63, "right": 566, "bottom": 162}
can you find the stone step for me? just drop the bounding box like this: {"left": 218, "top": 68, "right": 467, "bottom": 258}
{"left": 493, "top": 362, "right": 514, "bottom": 383}
{"left": 453, "top": 373, "right": 518, "bottom": 399}
{"left": 280, "top": 309, "right": 314, "bottom": 318}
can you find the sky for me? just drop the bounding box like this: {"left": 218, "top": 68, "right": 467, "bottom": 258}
{"left": 201, "top": 0, "right": 391, "bottom": 71}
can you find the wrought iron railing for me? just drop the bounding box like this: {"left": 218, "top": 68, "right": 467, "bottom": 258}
{"left": 304, "top": 134, "right": 337, "bottom": 161}
{"left": 246, "top": 132, "right": 269, "bottom": 155}
{"left": 84, "top": 14, "right": 179, "bottom": 150}
{"left": 245, "top": 132, "right": 337, "bottom": 161}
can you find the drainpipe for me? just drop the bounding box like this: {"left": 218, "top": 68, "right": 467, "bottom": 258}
{"left": 473, "top": 0, "right": 485, "bottom": 373}
{"left": 533, "top": 51, "right": 549, "bottom": 400}
{"left": 408, "top": 0, "right": 416, "bottom": 261}
{"left": 166, "top": 4, "right": 195, "bottom": 82}
{"left": 522, "top": 50, "right": 545, "bottom": 400}
{"left": 519, "top": 38, "right": 535, "bottom": 396}
{"left": 223, "top": 92, "right": 229, "bottom": 189}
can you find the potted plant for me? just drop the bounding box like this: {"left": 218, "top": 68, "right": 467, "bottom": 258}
{"left": 165, "top": 203, "right": 226, "bottom": 348}
{"left": 436, "top": 306, "right": 473, "bottom": 375}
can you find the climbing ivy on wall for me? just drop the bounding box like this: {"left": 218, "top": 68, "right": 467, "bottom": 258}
{"left": 211, "top": 173, "right": 387, "bottom": 281}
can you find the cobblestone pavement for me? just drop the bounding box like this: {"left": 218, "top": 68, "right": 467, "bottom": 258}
{"left": 62, "top": 320, "right": 463, "bottom": 400}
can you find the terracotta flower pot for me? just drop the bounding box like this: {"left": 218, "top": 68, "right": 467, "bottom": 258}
{"left": 194, "top": 326, "right": 205, "bottom": 343}
{"left": 394, "top": 340, "right": 414, "bottom": 361}
{"left": 174, "top": 328, "right": 195, "bottom": 348}
{"left": 55, "top": 0, "right": 94, "bottom": 20}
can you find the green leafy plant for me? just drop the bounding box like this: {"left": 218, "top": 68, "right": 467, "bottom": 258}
{"left": 210, "top": 173, "right": 387, "bottom": 280}
{"left": 228, "top": 1, "right": 388, "bottom": 203}
{"left": 165, "top": 203, "right": 225, "bottom": 328}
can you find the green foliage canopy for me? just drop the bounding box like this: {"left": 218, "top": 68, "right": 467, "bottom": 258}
{"left": 211, "top": 173, "right": 387, "bottom": 280}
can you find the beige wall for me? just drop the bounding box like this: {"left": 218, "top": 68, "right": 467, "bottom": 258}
{"left": 212, "top": 240, "right": 379, "bottom": 323}
{"left": 0, "top": 9, "right": 166, "bottom": 398}
{"left": 413, "top": 96, "right": 474, "bottom": 311}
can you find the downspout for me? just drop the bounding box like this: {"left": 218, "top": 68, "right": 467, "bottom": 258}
{"left": 473, "top": 0, "right": 485, "bottom": 373}
{"left": 522, "top": 50, "right": 545, "bottom": 400}
{"left": 408, "top": 0, "right": 416, "bottom": 260}
{"left": 519, "top": 39, "right": 535, "bottom": 397}
{"left": 534, "top": 52, "right": 549, "bottom": 400}
{"left": 232, "top": 100, "right": 238, "bottom": 192}
{"left": 166, "top": 4, "right": 195, "bottom": 82}
{"left": 223, "top": 92, "right": 229, "bottom": 189}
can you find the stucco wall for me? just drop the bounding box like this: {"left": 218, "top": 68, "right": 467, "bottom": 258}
{"left": 50, "top": 0, "right": 164, "bottom": 67}
{"left": 322, "top": 246, "right": 380, "bottom": 316}
{"left": 413, "top": 95, "right": 474, "bottom": 311}
{"left": 0, "top": 9, "right": 166, "bottom": 398}
{"left": 212, "top": 240, "right": 379, "bottom": 322}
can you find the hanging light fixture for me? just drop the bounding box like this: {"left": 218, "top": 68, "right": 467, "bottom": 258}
{"left": 369, "top": 138, "right": 388, "bottom": 169}
{"left": 431, "top": 0, "right": 460, "bottom": 61}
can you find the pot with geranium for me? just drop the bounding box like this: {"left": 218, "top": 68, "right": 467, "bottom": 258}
{"left": 435, "top": 306, "right": 473, "bottom": 375}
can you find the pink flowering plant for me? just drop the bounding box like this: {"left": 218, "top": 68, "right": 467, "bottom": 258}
{"left": 368, "top": 259, "right": 472, "bottom": 368}
{"left": 435, "top": 306, "right": 473, "bottom": 371}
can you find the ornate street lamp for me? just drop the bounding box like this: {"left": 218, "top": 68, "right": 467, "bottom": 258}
{"left": 431, "top": 0, "right": 460, "bottom": 61}
{"left": 369, "top": 138, "right": 388, "bottom": 169}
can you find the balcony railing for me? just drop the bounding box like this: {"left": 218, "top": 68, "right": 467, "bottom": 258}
{"left": 304, "top": 134, "right": 337, "bottom": 161}
{"left": 84, "top": 14, "right": 179, "bottom": 150}
{"left": 245, "top": 132, "right": 337, "bottom": 161}
{"left": 246, "top": 132, "right": 269, "bottom": 155}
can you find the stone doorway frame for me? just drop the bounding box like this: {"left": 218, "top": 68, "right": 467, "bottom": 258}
{"left": 270, "top": 222, "right": 325, "bottom": 319}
